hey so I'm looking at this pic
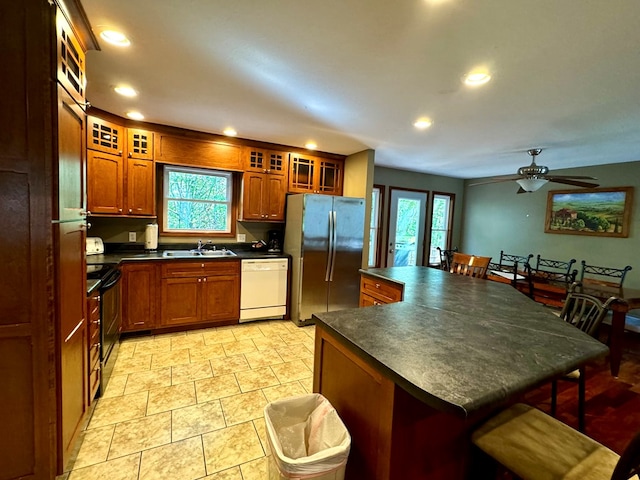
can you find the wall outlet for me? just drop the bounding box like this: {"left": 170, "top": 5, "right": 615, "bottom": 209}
{"left": 128, "top": 231, "right": 137, "bottom": 242}
{"left": 237, "top": 233, "right": 246, "bottom": 242}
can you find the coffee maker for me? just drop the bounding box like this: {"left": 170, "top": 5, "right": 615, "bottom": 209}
{"left": 267, "top": 229, "right": 283, "bottom": 253}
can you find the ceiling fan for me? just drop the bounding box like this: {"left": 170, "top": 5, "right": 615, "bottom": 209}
{"left": 469, "top": 148, "right": 599, "bottom": 193}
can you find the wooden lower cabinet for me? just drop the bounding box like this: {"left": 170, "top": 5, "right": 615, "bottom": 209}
{"left": 359, "top": 274, "right": 403, "bottom": 306}
{"left": 160, "top": 260, "right": 240, "bottom": 327}
{"left": 122, "top": 262, "right": 158, "bottom": 332}
{"left": 87, "top": 290, "right": 101, "bottom": 403}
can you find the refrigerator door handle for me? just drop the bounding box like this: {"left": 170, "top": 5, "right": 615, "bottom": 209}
{"left": 329, "top": 210, "right": 338, "bottom": 281}
{"left": 325, "top": 210, "right": 334, "bottom": 282}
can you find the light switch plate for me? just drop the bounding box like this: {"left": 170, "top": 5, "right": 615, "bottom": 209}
{"left": 237, "top": 233, "right": 246, "bottom": 242}
{"left": 129, "top": 231, "right": 137, "bottom": 242}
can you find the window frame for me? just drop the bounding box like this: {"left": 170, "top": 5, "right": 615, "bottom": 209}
{"left": 160, "top": 165, "right": 236, "bottom": 237}
{"left": 427, "top": 191, "right": 455, "bottom": 266}
{"left": 368, "top": 185, "right": 384, "bottom": 267}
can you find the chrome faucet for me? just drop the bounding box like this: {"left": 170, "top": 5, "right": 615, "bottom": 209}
{"left": 196, "top": 239, "right": 203, "bottom": 251}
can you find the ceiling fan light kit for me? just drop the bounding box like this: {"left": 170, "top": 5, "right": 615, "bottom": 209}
{"left": 469, "top": 148, "right": 599, "bottom": 193}
{"left": 516, "top": 177, "right": 549, "bottom": 192}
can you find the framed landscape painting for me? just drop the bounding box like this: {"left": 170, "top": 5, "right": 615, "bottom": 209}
{"left": 544, "top": 186, "right": 633, "bottom": 237}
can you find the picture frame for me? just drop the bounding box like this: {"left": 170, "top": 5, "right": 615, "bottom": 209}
{"left": 544, "top": 186, "right": 634, "bottom": 237}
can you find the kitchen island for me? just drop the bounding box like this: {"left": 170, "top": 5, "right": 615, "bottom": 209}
{"left": 311, "top": 266, "right": 609, "bottom": 479}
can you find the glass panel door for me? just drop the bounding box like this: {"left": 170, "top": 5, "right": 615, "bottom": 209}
{"left": 387, "top": 189, "right": 427, "bottom": 266}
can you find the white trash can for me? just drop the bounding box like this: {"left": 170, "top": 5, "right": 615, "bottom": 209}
{"left": 264, "top": 393, "right": 351, "bottom": 480}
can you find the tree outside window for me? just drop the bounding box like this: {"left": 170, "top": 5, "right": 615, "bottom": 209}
{"left": 163, "top": 166, "right": 232, "bottom": 233}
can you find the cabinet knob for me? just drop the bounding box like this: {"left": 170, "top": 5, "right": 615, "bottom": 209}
{"left": 201, "top": 263, "right": 205, "bottom": 268}
{"left": 129, "top": 209, "right": 133, "bottom": 213}
{"left": 128, "top": 152, "right": 132, "bottom": 158}
{"left": 203, "top": 278, "right": 207, "bottom": 282}
{"left": 118, "top": 208, "right": 123, "bottom": 213}
{"left": 198, "top": 278, "right": 202, "bottom": 283}
{"left": 375, "top": 283, "right": 381, "bottom": 288}
{"left": 118, "top": 150, "right": 123, "bottom": 155}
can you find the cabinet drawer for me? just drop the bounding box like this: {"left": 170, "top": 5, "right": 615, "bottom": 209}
{"left": 360, "top": 292, "right": 389, "bottom": 307}
{"left": 360, "top": 275, "right": 403, "bottom": 304}
{"left": 89, "top": 363, "right": 101, "bottom": 401}
{"left": 161, "top": 260, "right": 239, "bottom": 278}
{"left": 89, "top": 340, "right": 100, "bottom": 368}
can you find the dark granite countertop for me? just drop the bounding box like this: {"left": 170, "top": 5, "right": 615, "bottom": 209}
{"left": 86, "top": 248, "right": 290, "bottom": 266}
{"left": 312, "top": 266, "right": 609, "bottom": 418}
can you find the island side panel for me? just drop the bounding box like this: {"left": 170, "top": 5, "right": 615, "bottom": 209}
{"left": 314, "top": 322, "right": 395, "bottom": 478}
{"left": 314, "top": 323, "right": 471, "bottom": 480}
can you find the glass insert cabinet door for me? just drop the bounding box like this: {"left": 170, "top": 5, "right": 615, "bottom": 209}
{"left": 387, "top": 189, "right": 427, "bottom": 267}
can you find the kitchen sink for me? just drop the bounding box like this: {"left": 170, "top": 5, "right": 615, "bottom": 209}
{"left": 162, "top": 249, "right": 236, "bottom": 257}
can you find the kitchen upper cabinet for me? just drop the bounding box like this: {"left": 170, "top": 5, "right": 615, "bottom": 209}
{"left": 87, "top": 150, "right": 124, "bottom": 214}
{"left": 87, "top": 119, "right": 155, "bottom": 216}
{"left": 56, "top": 10, "right": 86, "bottom": 105}
{"left": 241, "top": 172, "right": 287, "bottom": 221}
{"left": 87, "top": 115, "right": 124, "bottom": 156}
{"left": 127, "top": 128, "right": 154, "bottom": 160}
{"left": 155, "top": 133, "right": 243, "bottom": 171}
{"left": 160, "top": 261, "right": 240, "bottom": 327}
{"left": 126, "top": 157, "right": 155, "bottom": 215}
{"left": 289, "top": 153, "right": 343, "bottom": 195}
{"left": 241, "top": 148, "right": 288, "bottom": 221}
{"left": 121, "top": 262, "right": 158, "bottom": 332}
{"left": 244, "top": 148, "right": 288, "bottom": 176}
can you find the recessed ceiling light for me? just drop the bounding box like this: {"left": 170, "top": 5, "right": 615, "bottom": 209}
{"left": 114, "top": 86, "right": 137, "bottom": 97}
{"left": 100, "top": 30, "right": 131, "bottom": 47}
{"left": 305, "top": 141, "right": 317, "bottom": 150}
{"left": 126, "top": 111, "right": 144, "bottom": 121}
{"left": 463, "top": 71, "right": 492, "bottom": 86}
{"left": 413, "top": 118, "right": 433, "bottom": 129}
{"left": 223, "top": 128, "right": 237, "bottom": 137}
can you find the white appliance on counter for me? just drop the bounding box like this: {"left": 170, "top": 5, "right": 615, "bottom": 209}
{"left": 86, "top": 237, "right": 105, "bottom": 255}
{"left": 240, "top": 258, "right": 288, "bottom": 322}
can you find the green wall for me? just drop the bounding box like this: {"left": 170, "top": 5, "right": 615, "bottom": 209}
{"left": 373, "top": 166, "right": 466, "bottom": 267}
{"left": 461, "top": 161, "right": 640, "bottom": 289}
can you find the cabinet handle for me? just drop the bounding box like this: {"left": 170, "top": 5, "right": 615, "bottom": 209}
{"left": 373, "top": 301, "right": 380, "bottom": 306}
{"left": 80, "top": 210, "right": 90, "bottom": 217}
{"left": 375, "top": 283, "right": 381, "bottom": 289}
{"left": 92, "top": 320, "right": 100, "bottom": 325}
{"left": 133, "top": 321, "right": 145, "bottom": 325}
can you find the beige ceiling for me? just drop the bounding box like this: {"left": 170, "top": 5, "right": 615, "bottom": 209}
{"left": 81, "top": 0, "right": 640, "bottom": 179}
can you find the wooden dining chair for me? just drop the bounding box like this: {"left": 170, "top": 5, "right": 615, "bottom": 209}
{"left": 552, "top": 283, "right": 617, "bottom": 432}
{"left": 472, "top": 403, "right": 640, "bottom": 480}
{"left": 449, "top": 252, "right": 492, "bottom": 278}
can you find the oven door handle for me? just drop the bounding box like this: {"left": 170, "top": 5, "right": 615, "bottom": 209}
{"left": 100, "top": 269, "right": 122, "bottom": 290}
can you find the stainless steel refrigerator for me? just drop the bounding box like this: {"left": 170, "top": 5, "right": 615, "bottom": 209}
{"left": 284, "top": 194, "right": 365, "bottom": 326}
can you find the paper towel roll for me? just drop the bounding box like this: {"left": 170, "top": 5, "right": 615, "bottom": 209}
{"left": 145, "top": 223, "right": 158, "bottom": 250}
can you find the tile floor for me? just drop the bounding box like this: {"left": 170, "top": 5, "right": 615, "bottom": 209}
{"left": 60, "top": 320, "right": 316, "bottom": 480}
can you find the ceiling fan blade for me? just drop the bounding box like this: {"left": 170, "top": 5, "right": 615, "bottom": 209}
{"left": 468, "top": 175, "right": 520, "bottom": 187}
{"left": 544, "top": 174, "right": 598, "bottom": 180}
{"left": 547, "top": 177, "right": 600, "bottom": 188}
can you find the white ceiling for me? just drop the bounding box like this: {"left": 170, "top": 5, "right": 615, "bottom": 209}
{"left": 80, "top": 0, "right": 640, "bottom": 179}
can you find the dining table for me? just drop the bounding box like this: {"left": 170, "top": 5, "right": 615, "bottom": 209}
{"left": 311, "top": 266, "right": 610, "bottom": 479}
{"left": 577, "top": 282, "right": 640, "bottom": 377}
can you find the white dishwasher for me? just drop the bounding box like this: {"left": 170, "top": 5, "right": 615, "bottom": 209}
{"left": 240, "top": 258, "right": 288, "bottom": 322}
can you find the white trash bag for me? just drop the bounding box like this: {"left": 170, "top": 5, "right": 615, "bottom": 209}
{"left": 264, "top": 393, "right": 351, "bottom": 480}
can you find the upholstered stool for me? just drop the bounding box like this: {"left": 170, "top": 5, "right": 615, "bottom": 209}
{"left": 472, "top": 403, "right": 620, "bottom": 479}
